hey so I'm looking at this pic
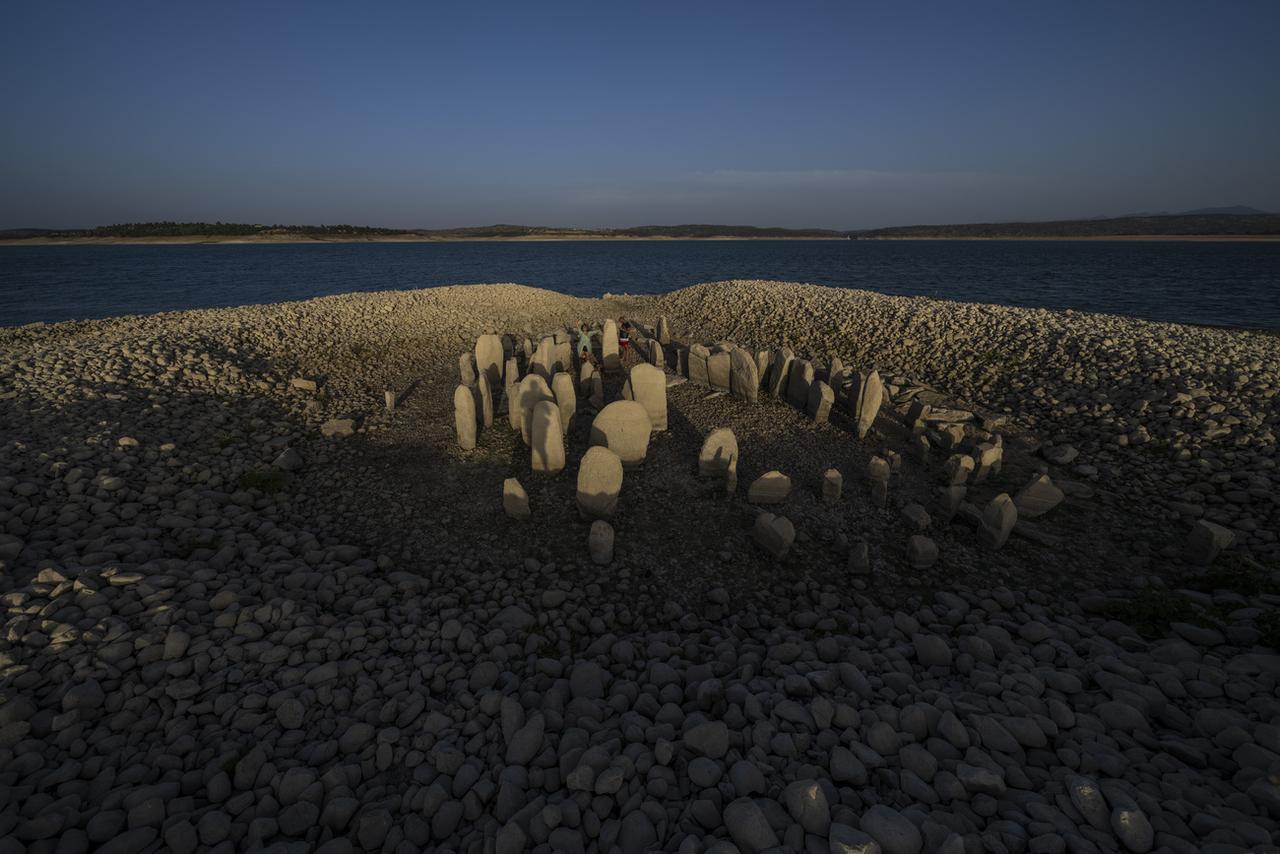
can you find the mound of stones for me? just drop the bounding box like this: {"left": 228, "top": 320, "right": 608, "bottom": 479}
{"left": 2, "top": 281, "right": 1277, "bottom": 854}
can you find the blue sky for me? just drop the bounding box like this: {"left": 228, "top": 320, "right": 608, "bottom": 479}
{"left": 3, "top": 1, "right": 1278, "bottom": 229}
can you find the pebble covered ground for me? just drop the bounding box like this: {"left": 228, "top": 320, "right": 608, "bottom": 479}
{"left": 1, "top": 280, "right": 1278, "bottom": 854}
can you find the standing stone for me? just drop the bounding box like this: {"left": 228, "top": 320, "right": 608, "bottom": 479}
{"left": 629, "top": 363, "right": 668, "bottom": 430}
{"left": 979, "top": 493, "right": 1017, "bottom": 550}
{"left": 1184, "top": 520, "right": 1235, "bottom": 565}
{"left": 602, "top": 320, "right": 620, "bottom": 371}
{"left": 518, "top": 375, "right": 555, "bottom": 445}
{"left": 766, "top": 347, "right": 795, "bottom": 399}
{"left": 688, "top": 344, "right": 711, "bottom": 387}
{"left": 699, "top": 428, "right": 739, "bottom": 477}
{"left": 459, "top": 353, "right": 478, "bottom": 386}
{"left": 748, "top": 471, "right": 791, "bottom": 504}
{"left": 807, "top": 380, "right": 834, "bottom": 423}
{"left": 938, "top": 485, "right": 967, "bottom": 523}
{"left": 384, "top": 390, "right": 396, "bottom": 412}
{"left": 906, "top": 399, "right": 931, "bottom": 433}
{"left": 553, "top": 339, "right": 572, "bottom": 375}
{"left": 505, "top": 360, "right": 522, "bottom": 430}
{"left": 522, "top": 337, "right": 534, "bottom": 361}
{"left": 588, "top": 369, "right": 604, "bottom": 408}
{"left": 972, "top": 443, "right": 1001, "bottom": 483}
{"left": 907, "top": 535, "right": 939, "bottom": 569}
{"left": 550, "top": 372, "right": 576, "bottom": 436}
{"left": 503, "top": 479, "right": 530, "bottom": 520}
{"left": 648, "top": 337, "right": 665, "bottom": 369}
{"left": 868, "top": 456, "right": 891, "bottom": 507}
{"left": 531, "top": 337, "right": 556, "bottom": 382}
{"left": 786, "top": 359, "right": 814, "bottom": 409}
{"left": 589, "top": 401, "right": 652, "bottom": 467}
{"left": 475, "top": 334, "right": 504, "bottom": 387}
{"left": 822, "top": 469, "right": 842, "bottom": 502}
{"left": 942, "top": 454, "right": 975, "bottom": 486}
{"left": 454, "top": 385, "right": 477, "bottom": 450}
{"left": 579, "top": 362, "right": 595, "bottom": 396}
{"left": 848, "top": 541, "right": 870, "bottom": 574}
{"left": 577, "top": 446, "right": 623, "bottom": 519}
{"left": 938, "top": 423, "right": 965, "bottom": 450}
{"left": 529, "top": 400, "right": 565, "bottom": 474}
{"left": 707, "top": 351, "right": 732, "bottom": 392}
{"left": 849, "top": 370, "right": 884, "bottom": 439}
{"left": 753, "top": 513, "right": 796, "bottom": 558}
{"left": 589, "top": 520, "right": 614, "bottom": 565}
{"left": 476, "top": 374, "right": 494, "bottom": 428}
{"left": 729, "top": 349, "right": 760, "bottom": 403}
{"left": 1013, "top": 474, "right": 1064, "bottom": 518}
{"left": 657, "top": 315, "right": 671, "bottom": 345}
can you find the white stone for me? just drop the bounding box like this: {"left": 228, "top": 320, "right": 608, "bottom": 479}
{"left": 748, "top": 471, "right": 791, "bottom": 504}
{"left": 589, "top": 401, "right": 652, "bottom": 467}
{"left": 550, "top": 372, "right": 576, "bottom": 436}
{"left": 577, "top": 446, "right": 623, "bottom": 519}
{"left": 453, "top": 386, "right": 476, "bottom": 450}
{"left": 475, "top": 334, "right": 503, "bottom": 388}
{"left": 503, "top": 478, "right": 530, "bottom": 520}
{"left": 529, "top": 400, "right": 565, "bottom": 473}
{"left": 753, "top": 512, "right": 795, "bottom": 558}
{"left": 589, "top": 520, "right": 614, "bottom": 565}
{"left": 629, "top": 363, "right": 667, "bottom": 430}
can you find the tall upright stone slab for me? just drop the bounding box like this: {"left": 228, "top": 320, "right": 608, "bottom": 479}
{"left": 454, "top": 385, "right": 477, "bottom": 450}
{"left": 589, "top": 520, "right": 614, "bottom": 565}
{"left": 688, "top": 344, "right": 711, "bottom": 387}
{"left": 629, "top": 363, "right": 667, "bottom": 430}
{"left": 503, "top": 478, "right": 530, "bottom": 520}
{"left": 551, "top": 372, "right": 576, "bottom": 436}
{"left": 476, "top": 374, "right": 494, "bottom": 428}
{"left": 786, "top": 359, "right": 814, "bottom": 410}
{"left": 529, "top": 400, "right": 565, "bottom": 474}
{"left": 504, "top": 357, "right": 521, "bottom": 429}
{"left": 577, "top": 445, "right": 623, "bottom": 519}
{"left": 475, "top": 334, "right": 504, "bottom": 388}
{"left": 459, "top": 353, "right": 478, "bottom": 387}
{"left": 518, "top": 374, "right": 554, "bottom": 446}
{"left": 602, "top": 319, "right": 620, "bottom": 372}
{"left": 766, "top": 347, "right": 794, "bottom": 399}
{"left": 531, "top": 337, "right": 556, "bottom": 382}
{"left": 657, "top": 315, "right": 671, "bottom": 345}
{"left": 849, "top": 370, "right": 884, "bottom": 439}
{"left": 807, "top": 380, "right": 834, "bottom": 423}
{"left": 707, "top": 351, "right": 731, "bottom": 392}
{"left": 729, "top": 349, "right": 759, "bottom": 403}
{"left": 648, "top": 337, "right": 665, "bottom": 369}
{"left": 754, "top": 350, "right": 770, "bottom": 388}
{"left": 698, "top": 428, "right": 738, "bottom": 478}
{"left": 979, "top": 493, "right": 1017, "bottom": 550}
{"left": 589, "top": 401, "right": 652, "bottom": 467}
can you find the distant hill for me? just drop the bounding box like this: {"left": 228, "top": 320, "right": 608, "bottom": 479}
{"left": 1176, "top": 205, "right": 1270, "bottom": 216}
{"left": 852, "top": 212, "right": 1280, "bottom": 239}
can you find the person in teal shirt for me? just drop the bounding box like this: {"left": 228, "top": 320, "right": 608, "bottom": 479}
{"left": 576, "top": 323, "right": 594, "bottom": 361}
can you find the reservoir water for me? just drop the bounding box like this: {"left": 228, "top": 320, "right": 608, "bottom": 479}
{"left": 1, "top": 239, "right": 1277, "bottom": 329}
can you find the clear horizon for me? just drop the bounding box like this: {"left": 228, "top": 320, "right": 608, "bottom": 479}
{"left": 4, "top": 1, "right": 1279, "bottom": 231}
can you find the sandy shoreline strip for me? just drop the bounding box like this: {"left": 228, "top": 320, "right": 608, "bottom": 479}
{"left": 3, "top": 233, "right": 1278, "bottom": 246}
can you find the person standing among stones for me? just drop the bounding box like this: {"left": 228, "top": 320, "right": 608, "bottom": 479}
{"left": 576, "top": 323, "right": 595, "bottom": 364}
